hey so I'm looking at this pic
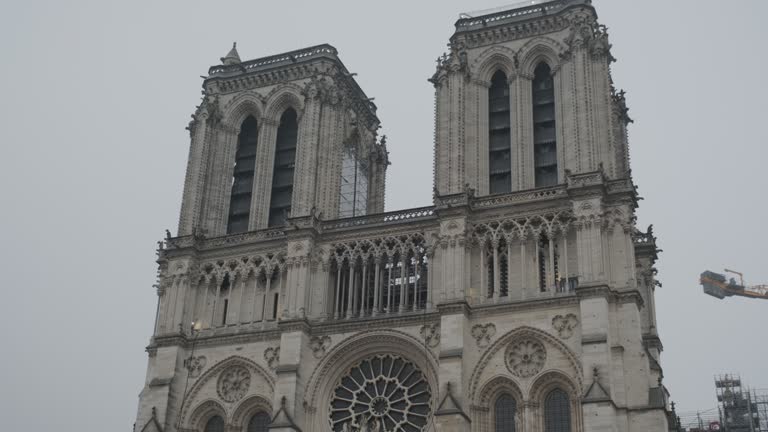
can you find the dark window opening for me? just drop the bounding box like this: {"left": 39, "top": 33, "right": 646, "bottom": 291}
{"left": 221, "top": 299, "right": 229, "bottom": 326}
{"left": 248, "top": 412, "right": 271, "bottom": 432}
{"left": 227, "top": 116, "right": 259, "bottom": 234}
{"left": 272, "top": 292, "right": 279, "bottom": 320}
{"left": 268, "top": 109, "right": 298, "bottom": 227}
{"left": 204, "top": 416, "right": 225, "bottom": 432}
{"left": 495, "top": 393, "right": 517, "bottom": 432}
{"left": 489, "top": 70, "right": 512, "bottom": 194}
{"left": 533, "top": 63, "right": 558, "bottom": 188}
{"left": 339, "top": 145, "right": 369, "bottom": 218}
{"left": 544, "top": 389, "right": 571, "bottom": 432}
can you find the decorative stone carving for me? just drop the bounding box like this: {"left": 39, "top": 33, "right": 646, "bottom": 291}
{"left": 506, "top": 339, "right": 547, "bottom": 378}
{"left": 552, "top": 314, "right": 579, "bottom": 340}
{"left": 471, "top": 323, "right": 496, "bottom": 348}
{"left": 216, "top": 365, "right": 251, "bottom": 403}
{"left": 310, "top": 336, "right": 331, "bottom": 359}
{"left": 420, "top": 323, "right": 440, "bottom": 348}
{"left": 184, "top": 355, "right": 207, "bottom": 378}
{"left": 264, "top": 347, "right": 280, "bottom": 370}
{"left": 329, "top": 354, "right": 431, "bottom": 431}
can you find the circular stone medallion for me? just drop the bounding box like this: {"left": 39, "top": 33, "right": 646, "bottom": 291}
{"left": 217, "top": 365, "right": 251, "bottom": 403}
{"left": 505, "top": 339, "right": 547, "bottom": 378}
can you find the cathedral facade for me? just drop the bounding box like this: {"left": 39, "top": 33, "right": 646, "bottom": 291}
{"left": 134, "top": 1, "right": 673, "bottom": 431}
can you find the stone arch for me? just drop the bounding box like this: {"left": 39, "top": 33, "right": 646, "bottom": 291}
{"left": 187, "top": 399, "right": 227, "bottom": 432}
{"left": 231, "top": 394, "right": 273, "bottom": 428}
{"left": 529, "top": 370, "right": 584, "bottom": 432}
{"left": 474, "top": 375, "right": 526, "bottom": 432}
{"left": 528, "top": 369, "right": 581, "bottom": 402}
{"left": 517, "top": 37, "right": 569, "bottom": 76}
{"left": 472, "top": 45, "right": 518, "bottom": 83}
{"left": 223, "top": 92, "right": 266, "bottom": 132}
{"left": 468, "top": 326, "right": 582, "bottom": 402}
{"left": 263, "top": 84, "right": 305, "bottom": 124}
{"left": 477, "top": 375, "right": 525, "bottom": 406}
{"left": 179, "top": 355, "right": 275, "bottom": 429}
{"left": 302, "top": 329, "right": 440, "bottom": 416}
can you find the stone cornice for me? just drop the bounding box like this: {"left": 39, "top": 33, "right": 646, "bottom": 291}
{"left": 436, "top": 300, "right": 471, "bottom": 317}
{"left": 203, "top": 44, "right": 379, "bottom": 130}
{"left": 470, "top": 294, "right": 579, "bottom": 318}
{"left": 452, "top": 0, "right": 596, "bottom": 48}
{"left": 575, "top": 283, "right": 645, "bottom": 309}
{"left": 277, "top": 318, "right": 311, "bottom": 334}
{"left": 149, "top": 327, "right": 282, "bottom": 351}
{"left": 309, "top": 312, "right": 441, "bottom": 336}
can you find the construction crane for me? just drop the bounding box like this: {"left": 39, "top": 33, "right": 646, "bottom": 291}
{"left": 700, "top": 269, "right": 768, "bottom": 301}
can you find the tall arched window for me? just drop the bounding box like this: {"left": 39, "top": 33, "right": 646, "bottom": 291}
{"left": 227, "top": 116, "right": 259, "bottom": 234}
{"left": 247, "top": 412, "right": 270, "bottom": 432}
{"left": 532, "top": 62, "right": 558, "bottom": 187}
{"left": 544, "top": 389, "right": 572, "bottom": 432}
{"left": 339, "top": 143, "right": 369, "bottom": 218}
{"left": 204, "top": 415, "right": 225, "bottom": 432}
{"left": 489, "top": 70, "right": 512, "bottom": 194}
{"left": 494, "top": 393, "right": 517, "bottom": 432}
{"left": 268, "top": 108, "right": 298, "bottom": 227}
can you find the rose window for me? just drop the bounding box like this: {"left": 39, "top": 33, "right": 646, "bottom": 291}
{"left": 329, "top": 354, "right": 432, "bottom": 432}
{"left": 506, "top": 339, "right": 547, "bottom": 378}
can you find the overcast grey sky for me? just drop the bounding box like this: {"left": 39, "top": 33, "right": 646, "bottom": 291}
{"left": 1, "top": 0, "right": 766, "bottom": 430}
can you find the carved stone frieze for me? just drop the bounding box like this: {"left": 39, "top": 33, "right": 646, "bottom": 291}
{"left": 264, "top": 347, "right": 280, "bottom": 371}
{"left": 310, "top": 336, "right": 332, "bottom": 359}
{"left": 552, "top": 314, "right": 579, "bottom": 340}
{"left": 506, "top": 339, "right": 547, "bottom": 378}
{"left": 420, "top": 323, "right": 441, "bottom": 348}
{"left": 184, "top": 355, "right": 207, "bottom": 378}
{"left": 471, "top": 323, "right": 496, "bottom": 348}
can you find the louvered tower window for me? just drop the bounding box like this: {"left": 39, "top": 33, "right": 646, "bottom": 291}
{"left": 494, "top": 393, "right": 517, "bottom": 432}
{"left": 533, "top": 63, "right": 558, "bottom": 187}
{"left": 268, "top": 108, "right": 298, "bottom": 227}
{"left": 247, "top": 412, "right": 270, "bottom": 432}
{"left": 339, "top": 146, "right": 369, "bottom": 218}
{"left": 227, "top": 116, "right": 259, "bottom": 234}
{"left": 489, "top": 70, "right": 512, "bottom": 194}
{"left": 204, "top": 416, "right": 225, "bottom": 432}
{"left": 544, "top": 389, "right": 571, "bottom": 432}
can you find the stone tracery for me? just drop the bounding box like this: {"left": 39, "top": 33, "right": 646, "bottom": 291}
{"left": 217, "top": 365, "right": 252, "bottom": 403}
{"left": 506, "top": 339, "right": 547, "bottom": 378}
{"left": 328, "top": 354, "right": 432, "bottom": 432}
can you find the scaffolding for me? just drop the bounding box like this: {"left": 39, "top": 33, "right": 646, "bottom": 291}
{"left": 714, "top": 374, "right": 768, "bottom": 432}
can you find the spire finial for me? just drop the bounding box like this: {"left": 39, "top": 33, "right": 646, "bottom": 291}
{"left": 221, "top": 42, "right": 241, "bottom": 65}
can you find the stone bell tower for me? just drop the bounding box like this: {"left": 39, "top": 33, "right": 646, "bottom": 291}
{"left": 178, "top": 43, "right": 388, "bottom": 239}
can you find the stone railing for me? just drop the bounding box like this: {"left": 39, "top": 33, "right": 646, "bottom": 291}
{"left": 322, "top": 206, "right": 436, "bottom": 231}
{"left": 208, "top": 44, "right": 338, "bottom": 76}
{"left": 472, "top": 186, "right": 566, "bottom": 209}
{"left": 163, "top": 227, "right": 286, "bottom": 251}
{"left": 455, "top": 0, "right": 589, "bottom": 32}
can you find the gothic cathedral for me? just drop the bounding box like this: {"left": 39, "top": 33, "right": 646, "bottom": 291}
{"left": 134, "top": 1, "right": 673, "bottom": 431}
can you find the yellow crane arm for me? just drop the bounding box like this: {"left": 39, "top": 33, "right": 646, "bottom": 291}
{"left": 699, "top": 270, "right": 768, "bottom": 301}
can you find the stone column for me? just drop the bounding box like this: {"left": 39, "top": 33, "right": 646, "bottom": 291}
{"left": 271, "top": 321, "right": 310, "bottom": 431}
{"left": 252, "top": 120, "right": 279, "bottom": 229}
{"left": 492, "top": 238, "right": 500, "bottom": 302}
{"left": 434, "top": 303, "right": 471, "bottom": 431}
{"left": 291, "top": 95, "right": 321, "bottom": 218}
{"left": 372, "top": 257, "right": 381, "bottom": 315}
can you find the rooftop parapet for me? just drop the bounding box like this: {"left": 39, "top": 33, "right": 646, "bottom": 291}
{"left": 454, "top": 0, "right": 592, "bottom": 33}
{"left": 203, "top": 43, "right": 378, "bottom": 127}
{"left": 207, "top": 43, "right": 340, "bottom": 77}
